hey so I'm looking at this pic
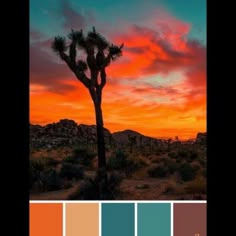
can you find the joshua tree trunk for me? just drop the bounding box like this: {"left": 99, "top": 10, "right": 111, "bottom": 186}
{"left": 94, "top": 100, "right": 106, "bottom": 168}
{"left": 88, "top": 72, "right": 107, "bottom": 170}
{"left": 89, "top": 85, "right": 108, "bottom": 199}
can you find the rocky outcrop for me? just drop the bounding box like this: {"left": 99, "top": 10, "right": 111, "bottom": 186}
{"left": 112, "top": 129, "right": 162, "bottom": 146}
{"left": 30, "top": 119, "right": 112, "bottom": 149}
{"left": 195, "top": 132, "right": 207, "bottom": 145}
{"left": 30, "top": 119, "right": 202, "bottom": 149}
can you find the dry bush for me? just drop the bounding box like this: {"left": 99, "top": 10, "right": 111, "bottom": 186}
{"left": 184, "top": 176, "right": 206, "bottom": 194}
{"left": 162, "top": 179, "right": 179, "bottom": 194}
{"left": 128, "top": 154, "right": 148, "bottom": 168}
{"left": 68, "top": 171, "right": 122, "bottom": 200}
{"left": 148, "top": 164, "right": 169, "bottom": 178}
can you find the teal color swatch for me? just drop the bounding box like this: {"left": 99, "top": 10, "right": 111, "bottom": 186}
{"left": 102, "top": 203, "right": 134, "bottom": 236}
{"left": 138, "top": 203, "right": 171, "bottom": 236}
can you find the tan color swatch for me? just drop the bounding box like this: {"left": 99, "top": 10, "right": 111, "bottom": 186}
{"left": 66, "top": 203, "right": 99, "bottom": 236}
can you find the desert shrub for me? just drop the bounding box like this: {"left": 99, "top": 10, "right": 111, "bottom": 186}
{"left": 188, "top": 150, "right": 199, "bottom": 161}
{"left": 41, "top": 157, "right": 60, "bottom": 167}
{"left": 59, "top": 163, "right": 84, "bottom": 180}
{"left": 198, "top": 158, "right": 206, "bottom": 166}
{"left": 168, "top": 151, "right": 178, "bottom": 159}
{"left": 162, "top": 158, "right": 174, "bottom": 165}
{"left": 162, "top": 180, "right": 178, "bottom": 194}
{"left": 30, "top": 159, "right": 46, "bottom": 190}
{"left": 29, "top": 164, "right": 38, "bottom": 189}
{"left": 176, "top": 159, "right": 182, "bottom": 163}
{"left": 178, "top": 163, "right": 197, "bottom": 181}
{"left": 83, "top": 151, "right": 97, "bottom": 166}
{"left": 30, "top": 157, "right": 59, "bottom": 172}
{"left": 73, "top": 147, "right": 87, "bottom": 157}
{"left": 71, "top": 147, "right": 96, "bottom": 166}
{"left": 30, "top": 159, "right": 45, "bottom": 172}
{"left": 123, "top": 158, "right": 147, "bottom": 176}
{"left": 107, "top": 150, "right": 146, "bottom": 175}
{"left": 184, "top": 176, "right": 206, "bottom": 194}
{"left": 201, "top": 168, "right": 207, "bottom": 178}
{"left": 86, "top": 151, "right": 97, "bottom": 159}
{"left": 107, "top": 150, "right": 127, "bottom": 170}
{"left": 191, "top": 162, "right": 201, "bottom": 172}
{"left": 155, "top": 150, "right": 161, "bottom": 155}
{"left": 105, "top": 144, "right": 111, "bottom": 151}
{"left": 115, "top": 149, "right": 127, "bottom": 161}
{"left": 168, "top": 162, "right": 178, "bottom": 174}
{"left": 41, "top": 169, "right": 63, "bottom": 191}
{"left": 151, "top": 158, "right": 161, "bottom": 164}
{"left": 107, "top": 157, "right": 124, "bottom": 170}
{"left": 129, "top": 156, "right": 148, "bottom": 168}
{"left": 69, "top": 178, "right": 98, "bottom": 200}
{"left": 177, "top": 149, "right": 188, "bottom": 158}
{"left": 68, "top": 171, "right": 122, "bottom": 200}
{"left": 63, "top": 180, "right": 73, "bottom": 189}
{"left": 63, "top": 155, "right": 77, "bottom": 164}
{"left": 150, "top": 158, "right": 177, "bottom": 175}
{"left": 148, "top": 164, "right": 169, "bottom": 178}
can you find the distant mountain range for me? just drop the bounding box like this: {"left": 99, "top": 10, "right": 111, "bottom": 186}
{"left": 30, "top": 119, "right": 206, "bottom": 149}
{"left": 112, "top": 129, "right": 162, "bottom": 146}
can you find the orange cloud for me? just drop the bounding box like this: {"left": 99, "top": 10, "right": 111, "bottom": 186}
{"left": 30, "top": 10, "right": 206, "bottom": 140}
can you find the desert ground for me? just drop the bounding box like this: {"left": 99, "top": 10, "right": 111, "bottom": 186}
{"left": 30, "top": 139, "right": 206, "bottom": 200}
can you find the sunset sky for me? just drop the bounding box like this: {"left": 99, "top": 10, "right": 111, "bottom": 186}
{"left": 30, "top": 0, "right": 206, "bottom": 140}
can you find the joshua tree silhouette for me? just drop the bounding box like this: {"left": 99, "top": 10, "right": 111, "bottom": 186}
{"left": 51, "top": 27, "right": 123, "bottom": 197}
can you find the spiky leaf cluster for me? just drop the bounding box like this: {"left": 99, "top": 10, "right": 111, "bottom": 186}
{"left": 51, "top": 36, "right": 67, "bottom": 53}
{"left": 109, "top": 43, "right": 124, "bottom": 61}
{"left": 51, "top": 27, "right": 124, "bottom": 67}
{"left": 87, "top": 27, "right": 109, "bottom": 50}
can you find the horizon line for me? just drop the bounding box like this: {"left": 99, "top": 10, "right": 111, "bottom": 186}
{"left": 30, "top": 118, "right": 206, "bottom": 141}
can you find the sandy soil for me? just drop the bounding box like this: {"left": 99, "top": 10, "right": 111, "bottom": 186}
{"left": 30, "top": 175, "right": 206, "bottom": 200}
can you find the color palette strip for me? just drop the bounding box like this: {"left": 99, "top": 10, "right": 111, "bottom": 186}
{"left": 30, "top": 203, "right": 62, "bottom": 236}
{"left": 30, "top": 202, "right": 206, "bottom": 236}
{"left": 66, "top": 203, "right": 99, "bottom": 236}
{"left": 174, "top": 203, "right": 206, "bottom": 236}
{"left": 102, "top": 203, "right": 135, "bottom": 236}
{"left": 138, "top": 203, "right": 171, "bottom": 236}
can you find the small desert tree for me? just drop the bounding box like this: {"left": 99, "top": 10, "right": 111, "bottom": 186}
{"left": 128, "top": 135, "right": 137, "bottom": 153}
{"left": 51, "top": 27, "right": 123, "bottom": 193}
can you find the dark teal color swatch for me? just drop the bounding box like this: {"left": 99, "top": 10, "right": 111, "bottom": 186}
{"left": 102, "top": 203, "right": 134, "bottom": 236}
{"left": 138, "top": 203, "right": 171, "bottom": 236}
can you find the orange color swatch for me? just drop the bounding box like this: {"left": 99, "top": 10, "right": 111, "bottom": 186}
{"left": 66, "top": 203, "right": 99, "bottom": 236}
{"left": 30, "top": 203, "right": 62, "bottom": 236}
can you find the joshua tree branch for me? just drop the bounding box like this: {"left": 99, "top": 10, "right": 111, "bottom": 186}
{"left": 103, "top": 54, "right": 112, "bottom": 68}
{"left": 100, "top": 69, "right": 106, "bottom": 88}
{"left": 69, "top": 41, "right": 76, "bottom": 67}
{"left": 60, "top": 52, "right": 91, "bottom": 88}
{"left": 59, "top": 52, "right": 73, "bottom": 69}
{"left": 74, "top": 69, "right": 91, "bottom": 88}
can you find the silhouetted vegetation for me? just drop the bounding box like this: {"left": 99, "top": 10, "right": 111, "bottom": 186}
{"left": 51, "top": 27, "right": 124, "bottom": 198}
{"left": 107, "top": 150, "right": 128, "bottom": 170}
{"left": 148, "top": 164, "right": 169, "bottom": 178}
{"left": 41, "top": 169, "right": 63, "bottom": 191}
{"left": 178, "top": 163, "right": 197, "bottom": 181}
{"left": 68, "top": 171, "right": 122, "bottom": 200}
{"left": 59, "top": 163, "right": 84, "bottom": 180}
{"left": 63, "top": 147, "right": 97, "bottom": 166}
{"left": 30, "top": 132, "right": 206, "bottom": 200}
{"left": 30, "top": 159, "right": 63, "bottom": 192}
